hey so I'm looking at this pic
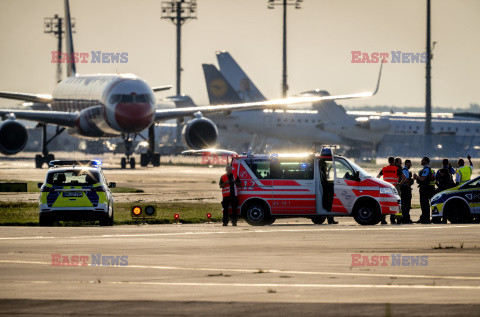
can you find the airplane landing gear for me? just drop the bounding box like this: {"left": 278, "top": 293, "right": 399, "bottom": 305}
{"left": 139, "top": 125, "right": 160, "bottom": 167}
{"left": 120, "top": 133, "right": 136, "bottom": 169}
{"left": 35, "top": 124, "right": 65, "bottom": 168}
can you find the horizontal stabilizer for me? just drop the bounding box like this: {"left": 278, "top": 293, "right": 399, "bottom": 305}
{"left": 152, "top": 85, "right": 172, "bottom": 92}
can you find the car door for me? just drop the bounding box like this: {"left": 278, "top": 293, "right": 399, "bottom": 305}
{"left": 332, "top": 157, "right": 357, "bottom": 213}
{"left": 271, "top": 158, "right": 315, "bottom": 215}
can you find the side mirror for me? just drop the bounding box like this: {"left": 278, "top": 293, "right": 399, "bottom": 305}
{"left": 108, "top": 182, "right": 116, "bottom": 188}
{"left": 353, "top": 170, "right": 361, "bottom": 182}
{"left": 37, "top": 183, "right": 43, "bottom": 188}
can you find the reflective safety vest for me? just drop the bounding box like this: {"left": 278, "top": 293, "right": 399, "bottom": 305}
{"left": 457, "top": 166, "right": 472, "bottom": 184}
{"left": 382, "top": 165, "right": 399, "bottom": 185}
{"left": 221, "top": 174, "right": 238, "bottom": 197}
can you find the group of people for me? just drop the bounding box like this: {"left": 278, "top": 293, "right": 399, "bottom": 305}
{"left": 377, "top": 155, "right": 474, "bottom": 224}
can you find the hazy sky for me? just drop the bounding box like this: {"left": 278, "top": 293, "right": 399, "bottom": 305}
{"left": 0, "top": 0, "right": 479, "bottom": 109}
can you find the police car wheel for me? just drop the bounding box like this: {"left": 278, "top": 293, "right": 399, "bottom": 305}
{"left": 39, "top": 214, "right": 54, "bottom": 226}
{"left": 353, "top": 202, "right": 381, "bottom": 226}
{"left": 311, "top": 216, "right": 326, "bottom": 225}
{"left": 445, "top": 200, "right": 472, "bottom": 224}
{"left": 244, "top": 202, "right": 270, "bottom": 226}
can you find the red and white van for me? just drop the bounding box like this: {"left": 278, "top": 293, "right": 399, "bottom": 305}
{"left": 233, "top": 148, "right": 401, "bottom": 226}
{"left": 185, "top": 148, "right": 401, "bottom": 226}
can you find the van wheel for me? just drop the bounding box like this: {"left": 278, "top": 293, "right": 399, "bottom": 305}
{"left": 311, "top": 216, "right": 326, "bottom": 225}
{"left": 39, "top": 214, "right": 54, "bottom": 226}
{"left": 445, "top": 200, "right": 471, "bottom": 223}
{"left": 265, "top": 217, "right": 276, "bottom": 225}
{"left": 244, "top": 202, "right": 270, "bottom": 226}
{"left": 353, "top": 202, "right": 381, "bottom": 225}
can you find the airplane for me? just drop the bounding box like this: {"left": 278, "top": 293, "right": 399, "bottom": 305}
{"left": 0, "top": 0, "right": 379, "bottom": 169}
{"left": 202, "top": 51, "right": 480, "bottom": 157}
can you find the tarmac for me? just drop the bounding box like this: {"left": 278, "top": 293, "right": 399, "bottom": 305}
{"left": 1, "top": 154, "right": 479, "bottom": 316}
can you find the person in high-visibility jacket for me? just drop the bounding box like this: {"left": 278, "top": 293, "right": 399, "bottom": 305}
{"left": 219, "top": 165, "right": 241, "bottom": 226}
{"left": 377, "top": 156, "right": 405, "bottom": 224}
{"left": 455, "top": 155, "right": 473, "bottom": 185}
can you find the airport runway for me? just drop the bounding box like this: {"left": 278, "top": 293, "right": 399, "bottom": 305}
{"left": 1, "top": 221, "right": 480, "bottom": 316}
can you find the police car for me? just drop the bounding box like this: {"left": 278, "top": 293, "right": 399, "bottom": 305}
{"left": 38, "top": 160, "right": 115, "bottom": 226}
{"left": 431, "top": 175, "right": 480, "bottom": 223}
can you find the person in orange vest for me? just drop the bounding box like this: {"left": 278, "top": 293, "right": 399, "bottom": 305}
{"left": 377, "top": 156, "right": 405, "bottom": 224}
{"left": 219, "top": 165, "right": 241, "bottom": 226}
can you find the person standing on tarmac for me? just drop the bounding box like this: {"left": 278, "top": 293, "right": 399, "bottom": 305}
{"left": 400, "top": 160, "right": 413, "bottom": 224}
{"left": 413, "top": 157, "right": 436, "bottom": 224}
{"left": 436, "top": 158, "right": 455, "bottom": 193}
{"left": 455, "top": 155, "right": 474, "bottom": 185}
{"left": 377, "top": 156, "right": 405, "bottom": 224}
{"left": 219, "top": 165, "right": 241, "bottom": 226}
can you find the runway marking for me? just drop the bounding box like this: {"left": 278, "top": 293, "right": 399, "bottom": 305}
{"left": 10, "top": 280, "right": 480, "bottom": 290}
{"left": 2, "top": 260, "right": 480, "bottom": 281}
{"left": 0, "top": 225, "right": 475, "bottom": 241}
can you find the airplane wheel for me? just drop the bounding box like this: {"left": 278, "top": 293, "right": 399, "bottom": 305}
{"left": 130, "top": 157, "right": 136, "bottom": 169}
{"left": 35, "top": 155, "right": 43, "bottom": 169}
{"left": 120, "top": 157, "right": 127, "bottom": 169}
{"left": 153, "top": 154, "right": 160, "bottom": 167}
{"left": 140, "top": 154, "right": 148, "bottom": 167}
{"left": 46, "top": 154, "right": 55, "bottom": 164}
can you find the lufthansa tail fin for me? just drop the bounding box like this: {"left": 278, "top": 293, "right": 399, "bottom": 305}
{"left": 202, "top": 64, "right": 243, "bottom": 105}
{"left": 216, "top": 51, "right": 266, "bottom": 102}
{"left": 64, "top": 0, "right": 76, "bottom": 77}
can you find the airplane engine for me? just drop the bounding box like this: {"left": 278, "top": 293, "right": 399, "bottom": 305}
{"left": 182, "top": 117, "right": 218, "bottom": 149}
{"left": 355, "top": 117, "right": 390, "bottom": 131}
{"left": 0, "top": 120, "right": 28, "bottom": 155}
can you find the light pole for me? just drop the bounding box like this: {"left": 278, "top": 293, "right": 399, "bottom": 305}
{"left": 425, "top": 0, "right": 432, "bottom": 136}
{"left": 43, "top": 14, "right": 76, "bottom": 84}
{"left": 268, "top": 0, "right": 303, "bottom": 98}
{"left": 161, "top": 0, "right": 197, "bottom": 151}
{"left": 161, "top": 0, "right": 197, "bottom": 96}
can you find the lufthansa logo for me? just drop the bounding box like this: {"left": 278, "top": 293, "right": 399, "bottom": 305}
{"left": 209, "top": 78, "right": 228, "bottom": 97}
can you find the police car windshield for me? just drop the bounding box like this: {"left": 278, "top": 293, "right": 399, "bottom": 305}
{"left": 47, "top": 170, "right": 100, "bottom": 186}
{"left": 344, "top": 159, "right": 372, "bottom": 178}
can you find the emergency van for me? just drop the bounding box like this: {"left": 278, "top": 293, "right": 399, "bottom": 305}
{"left": 189, "top": 148, "right": 401, "bottom": 226}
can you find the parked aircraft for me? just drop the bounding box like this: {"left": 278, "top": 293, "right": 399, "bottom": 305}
{"left": 0, "top": 1, "right": 374, "bottom": 168}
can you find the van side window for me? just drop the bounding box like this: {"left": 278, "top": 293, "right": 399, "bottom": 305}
{"left": 335, "top": 158, "right": 355, "bottom": 180}
{"left": 320, "top": 159, "right": 334, "bottom": 182}
{"left": 271, "top": 160, "right": 314, "bottom": 180}
{"left": 245, "top": 159, "right": 271, "bottom": 179}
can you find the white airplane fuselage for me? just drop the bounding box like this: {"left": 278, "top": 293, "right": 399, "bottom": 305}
{"left": 212, "top": 109, "right": 480, "bottom": 147}
{"left": 50, "top": 74, "right": 155, "bottom": 138}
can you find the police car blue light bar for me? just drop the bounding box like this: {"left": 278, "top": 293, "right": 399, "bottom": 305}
{"left": 48, "top": 160, "right": 102, "bottom": 167}
{"left": 320, "top": 148, "right": 333, "bottom": 156}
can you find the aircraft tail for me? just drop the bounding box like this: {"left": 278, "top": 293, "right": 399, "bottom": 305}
{"left": 64, "top": 0, "right": 76, "bottom": 77}
{"left": 216, "top": 51, "right": 266, "bottom": 102}
{"left": 202, "top": 64, "right": 243, "bottom": 105}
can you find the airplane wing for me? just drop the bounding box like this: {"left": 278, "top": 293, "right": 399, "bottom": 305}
{"left": 0, "top": 110, "right": 77, "bottom": 127}
{"left": 152, "top": 85, "right": 172, "bottom": 92}
{"left": 155, "top": 64, "right": 383, "bottom": 122}
{"left": 0, "top": 91, "right": 53, "bottom": 103}
{"left": 154, "top": 90, "right": 378, "bottom": 121}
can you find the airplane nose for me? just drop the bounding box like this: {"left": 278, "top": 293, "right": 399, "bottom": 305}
{"left": 115, "top": 102, "right": 154, "bottom": 133}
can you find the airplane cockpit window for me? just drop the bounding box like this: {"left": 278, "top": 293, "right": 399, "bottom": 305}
{"left": 121, "top": 95, "right": 134, "bottom": 103}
